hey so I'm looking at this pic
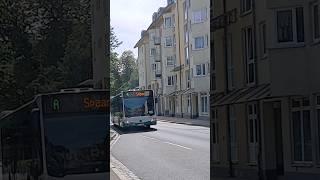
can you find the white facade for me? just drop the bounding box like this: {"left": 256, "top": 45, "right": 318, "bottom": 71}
{"left": 135, "top": 0, "right": 210, "bottom": 119}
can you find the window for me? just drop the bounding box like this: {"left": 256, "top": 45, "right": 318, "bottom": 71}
{"left": 167, "top": 56, "right": 175, "bottom": 66}
{"left": 312, "top": 3, "right": 320, "bottom": 41}
{"left": 316, "top": 95, "right": 320, "bottom": 162}
{"left": 227, "top": 35, "right": 234, "bottom": 90}
{"left": 187, "top": 94, "right": 191, "bottom": 113}
{"left": 164, "top": 17, "right": 173, "bottom": 28}
{"left": 185, "top": 46, "right": 189, "bottom": 64}
{"left": 184, "top": 24, "right": 189, "bottom": 44}
{"left": 248, "top": 103, "right": 258, "bottom": 163}
{"left": 195, "top": 36, "right": 205, "bottom": 49}
{"left": 276, "top": 7, "right": 304, "bottom": 43}
{"left": 150, "top": 48, "right": 156, "bottom": 56}
{"left": 195, "top": 64, "right": 206, "bottom": 76}
{"left": 230, "top": 105, "right": 238, "bottom": 161}
{"left": 167, "top": 76, "right": 174, "bottom": 86}
{"left": 201, "top": 94, "right": 208, "bottom": 113}
{"left": 212, "top": 108, "right": 219, "bottom": 161}
{"left": 152, "top": 64, "right": 157, "bottom": 71}
{"left": 165, "top": 36, "right": 173, "bottom": 47}
{"left": 242, "top": 27, "right": 256, "bottom": 85}
{"left": 192, "top": 9, "right": 207, "bottom": 23}
{"left": 183, "top": 1, "right": 188, "bottom": 21}
{"left": 260, "top": 23, "right": 267, "bottom": 56}
{"left": 186, "top": 70, "right": 191, "bottom": 88}
{"left": 240, "top": 0, "right": 252, "bottom": 14}
{"left": 291, "top": 97, "right": 312, "bottom": 162}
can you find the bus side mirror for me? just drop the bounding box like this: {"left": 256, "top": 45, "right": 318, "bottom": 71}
{"left": 155, "top": 98, "right": 158, "bottom": 103}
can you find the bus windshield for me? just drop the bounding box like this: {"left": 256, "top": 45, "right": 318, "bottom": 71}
{"left": 124, "top": 97, "right": 154, "bottom": 117}
{"left": 43, "top": 113, "right": 107, "bottom": 177}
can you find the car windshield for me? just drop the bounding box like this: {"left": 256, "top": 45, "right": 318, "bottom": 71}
{"left": 123, "top": 97, "right": 154, "bottom": 117}
{"left": 43, "top": 113, "right": 107, "bottom": 177}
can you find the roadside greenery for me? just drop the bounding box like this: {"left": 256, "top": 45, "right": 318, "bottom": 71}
{"left": 0, "top": 0, "right": 138, "bottom": 111}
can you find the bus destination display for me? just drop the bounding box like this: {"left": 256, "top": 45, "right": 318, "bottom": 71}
{"left": 123, "top": 90, "right": 153, "bottom": 98}
{"left": 43, "top": 92, "right": 109, "bottom": 114}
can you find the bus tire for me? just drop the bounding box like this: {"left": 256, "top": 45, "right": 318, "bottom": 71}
{"left": 146, "top": 125, "right": 151, "bottom": 129}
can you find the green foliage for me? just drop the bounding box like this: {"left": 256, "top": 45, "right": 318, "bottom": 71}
{"left": 0, "top": 0, "right": 93, "bottom": 111}
{"left": 110, "top": 50, "right": 139, "bottom": 96}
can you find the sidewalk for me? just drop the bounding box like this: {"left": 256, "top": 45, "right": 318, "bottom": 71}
{"left": 110, "top": 130, "right": 121, "bottom": 180}
{"left": 156, "top": 115, "right": 210, "bottom": 127}
{"left": 110, "top": 169, "right": 121, "bottom": 180}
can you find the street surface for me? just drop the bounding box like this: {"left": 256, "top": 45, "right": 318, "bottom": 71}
{"left": 111, "top": 120, "right": 210, "bottom": 180}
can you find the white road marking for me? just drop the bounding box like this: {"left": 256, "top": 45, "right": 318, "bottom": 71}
{"left": 163, "top": 142, "right": 192, "bottom": 150}
{"left": 141, "top": 135, "right": 192, "bottom": 150}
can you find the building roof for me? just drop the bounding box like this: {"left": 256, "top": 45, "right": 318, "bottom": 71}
{"left": 134, "top": 2, "right": 176, "bottom": 48}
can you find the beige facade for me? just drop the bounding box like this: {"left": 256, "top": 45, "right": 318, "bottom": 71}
{"left": 211, "top": 0, "right": 320, "bottom": 179}
{"left": 135, "top": 0, "right": 210, "bottom": 119}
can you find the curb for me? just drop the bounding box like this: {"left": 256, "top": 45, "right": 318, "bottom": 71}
{"left": 110, "top": 129, "right": 141, "bottom": 180}
{"left": 157, "top": 119, "right": 210, "bottom": 127}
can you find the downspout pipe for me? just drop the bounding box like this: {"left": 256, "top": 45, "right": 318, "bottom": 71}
{"left": 176, "top": 1, "right": 183, "bottom": 118}
{"left": 251, "top": 0, "right": 263, "bottom": 179}
{"left": 222, "top": 0, "right": 233, "bottom": 177}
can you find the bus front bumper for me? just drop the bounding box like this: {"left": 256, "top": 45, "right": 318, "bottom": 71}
{"left": 123, "top": 119, "right": 157, "bottom": 127}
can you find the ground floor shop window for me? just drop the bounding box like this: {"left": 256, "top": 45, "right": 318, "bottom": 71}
{"left": 212, "top": 108, "right": 219, "bottom": 162}
{"left": 291, "top": 97, "right": 312, "bottom": 162}
{"left": 229, "top": 105, "right": 238, "bottom": 161}
{"left": 247, "top": 103, "right": 258, "bottom": 163}
{"left": 200, "top": 94, "right": 208, "bottom": 114}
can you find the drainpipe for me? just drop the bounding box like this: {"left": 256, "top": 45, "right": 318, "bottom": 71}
{"left": 251, "top": 0, "right": 262, "bottom": 179}
{"left": 176, "top": 0, "right": 183, "bottom": 118}
{"left": 223, "top": 0, "right": 233, "bottom": 177}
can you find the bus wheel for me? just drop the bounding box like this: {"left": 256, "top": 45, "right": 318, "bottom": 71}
{"left": 146, "top": 125, "right": 151, "bottom": 129}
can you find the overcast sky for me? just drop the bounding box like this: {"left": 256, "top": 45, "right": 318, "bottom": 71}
{"left": 110, "top": 0, "right": 167, "bottom": 58}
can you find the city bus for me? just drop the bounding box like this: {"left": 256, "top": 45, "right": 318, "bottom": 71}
{"left": 0, "top": 89, "right": 109, "bottom": 180}
{"left": 111, "top": 90, "right": 156, "bottom": 128}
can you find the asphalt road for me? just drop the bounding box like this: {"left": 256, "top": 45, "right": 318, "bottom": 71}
{"left": 111, "top": 121, "right": 210, "bottom": 180}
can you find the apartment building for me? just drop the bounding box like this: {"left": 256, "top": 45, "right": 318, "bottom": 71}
{"left": 210, "top": 0, "right": 320, "bottom": 179}
{"left": 135, "top": 0, "right": 210, "bottom": 119}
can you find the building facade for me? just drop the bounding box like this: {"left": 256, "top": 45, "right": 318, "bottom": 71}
{"left": 210, "top": 0, "right": 320, "bottom": 179}
{"left": 135, "top": 0, "right": 210, "bottom": 120}
{"left": 91, "top": 0, "right": 108, "bottom": 89}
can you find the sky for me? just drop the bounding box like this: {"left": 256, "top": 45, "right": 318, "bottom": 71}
{"left": 110, "top": 0, "right": 167, "bottom": 58}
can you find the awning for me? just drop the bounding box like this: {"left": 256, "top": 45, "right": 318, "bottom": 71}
{"left": 211, "top": 84, "right": 271, "bottom": 107}
{"left": 171, "top": 64, "right": 184, "bottom": 72}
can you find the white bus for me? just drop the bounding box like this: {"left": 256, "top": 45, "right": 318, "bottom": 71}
{"left": 0, "top": 89, "right": 108, "bottom": 180}
{"left": 111, "top": 90, "right": 156, "bottom": 128}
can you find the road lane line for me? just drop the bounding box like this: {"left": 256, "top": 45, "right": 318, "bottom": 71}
{"left": 163, "top": 142, "right": 192, "bottom": 150}
{"left": 141, "top": 135, "right": 158, "bottom": 141}
{"left": 141, "top": 135, "right": 192, "bottom": 150}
